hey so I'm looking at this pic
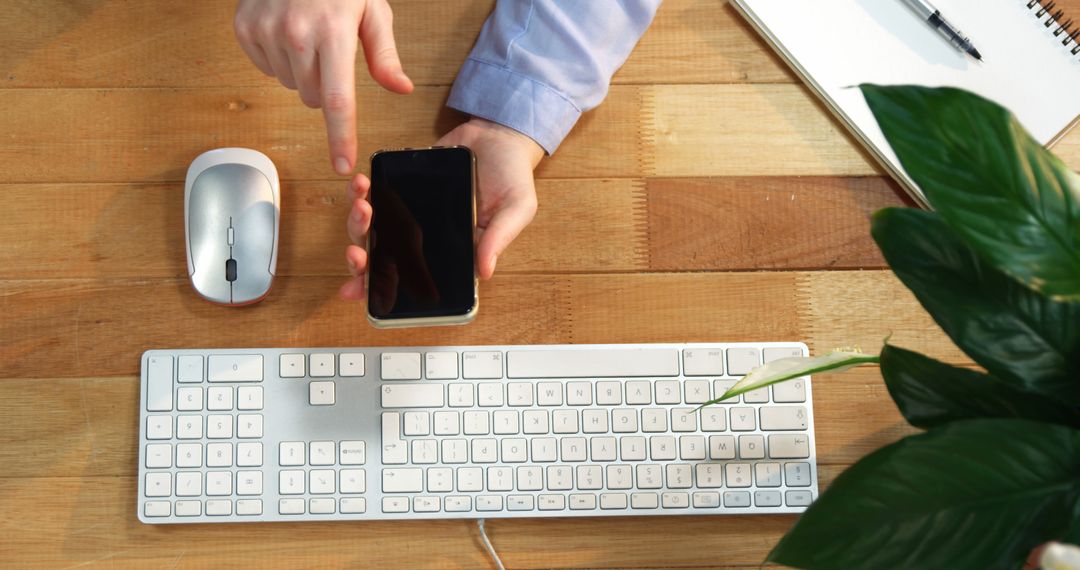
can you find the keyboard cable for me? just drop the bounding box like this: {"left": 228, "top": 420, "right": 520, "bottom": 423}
{"left": 477, "top": 519, "right": 506, "bottom": 570}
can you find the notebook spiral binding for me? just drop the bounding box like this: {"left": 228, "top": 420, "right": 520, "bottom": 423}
{"left": 1028, "top": 0, "right": 1080, "bottom": 56}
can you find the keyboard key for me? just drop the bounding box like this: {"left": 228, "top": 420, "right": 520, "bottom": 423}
{"left": 655, "top": 381, "right": 680, "bottom": 404}
{"left": 382, "top": 412, "right": 407, "bottom": 464}
{"left": 786, "top": 490, "right": 814, "bottom": 507}
{"left": 309, "top": 381, "right": 336, "bottom": 406}
{"left": 175, "top": 472, "right": 201, "bottom": 497}
{"left": 649, "top": 436, "right": 676, "bottom": 461}
{"left": 279, "top": 498, "right": 304, "bottom": 515}
{"left": 591, "top": 437, "right": 617, "bottom": 462}
{"left": 552, "top": 410, "right": 578, "bottom": 434}
{"left": 701, "top": 409, "right": 727, "bottom": 432}
{"left": 636, "top": 464, "right": 662, "bottom": 489}
{"left": 712, "top": 380, "right": 739, "bottom": 403}
{"left": 176, "top": 415, "right": 202, "bottom": 439}
{"left": 756, "top": 463, "right": 782, "bottom": 487}
{"left": 207, "top": 386, "right": 233, "bottom": 411}
{"left": 631, "top": 493, "right": 658, "bottom": 509}
{"left": 237, "top": 442, "right": 263, "bottom": 467}
{"left": 679, "top": 436, "right": 706, "bottom": 460}
{"left": 412, "top": 439, "right": 438, "bottom": 464}
{"left": 237, "top": 386, "right": 263, "bottom": 410}
{"left": 145, "top": 355, "right": 173, "bottom": 412}
{"left": 458, "top": 467, "right": 483, "bottom": 492}
{"left": 570, "top": 494, "right": 596, "bottom": 510}
{"left": 341, "top": 469, "right": 367, "bottom": 493}
{"left": 507, "top": 348, "right": 679, "bottom": 378}
{"left": 383, "top": 468, "right": 423, "bottom": 493}
{"left": 237, "top": 499, "right": 263, "bottom": 516}
{"left": 177, "top": 387, "right": 203, "bottom": 411}
{"left": 463, "top": 411, "right": 490, "bottom": 436}
{"left": 237, "top": 471, "right": 263, "bottom": 495}
{"left": 755, "top": 490, "right": 783, "bottom": 507}
{"left": 739, "top": 435, "right": 765, "bottom": 459}
{"left": 493, "top": 411, "right": 518, "bottom": 434}
{"left": 764, "top": 347, "right": 804, "bottom": 363}
{"left": 341, "top": 497, "right": 367, "bottom": 514}
{"left": 279, "top": 470, "right": 305, "bottom": 494}
{"left": 383, "top": 497, "right": 409, "bottom": 513}
{"left": 208, "top": 354, "right": 263, "bottom": 382}
{"left": 726, "top": 348, "right": 760, "bottom": 376}
{"left": 507, "top": 382, "right": 534, "bottom": 406}
{"left": 472, "top": 439, "right": 498, "bottom": 463}
{"left": 507, "top": 495, "right": 534, "bottom": 511}
{"left": 724, "top": 491, "right": 752, "bottom": 508}
{"left": 427, "top": 467, "right": 453, "bottom": 492}
{"left": 666, "top": 464, "right": 692, "bottom": 489}
{"left": 280, "top": 442, "right": 305, "bottom": 466}
{"left": 207, "top": 446, "right": 228, "bottom": 471}
{"left": 207, "top": 414, "right": 233, "bottom": 439}
{"left": 381, "top": 353, "right": 421, "bottom": 380}
{"left": 773, "top": 378, "right": 808, "bottom": 403}
{"left": 448, "top": 384, "right": 474, "bottom": 407}
{"left": 145, "top": 444, "right": 171, "bottom": 468}
{"left": 709, "top": 435, "right": 736, "bottom": 459}
{"left": 502, "top": 438, "right": 528, "bottom": 463}
{"left": 463, "top": 351, "right": 503, "bottom": 379}
{"left": 434, "top": 411, "right": 461, "bottom": 436}
{"left": 578, "top": 465, "right": 602, "bottom": 490}
{"left": 280, "top": 354, "right": 305, "bottom": 378}
{"left": 414, "top": 496, "right": 441, "bottom": 513}
{"left": 582, "top": 410, "right": 608, "bottom": 434}
{"left": 730, "top": 407, "right": 756, "bottom": 431}
{"left": 786, "top": 462, "right": 813, "bottom": 487}
{"left": 684, "top": 380, "right": 710, "bottom": 404}
{"left": 340, "top": 441, "right": 366, "bottom": 465}
{"left": 425, "top": 352, "right": 458, "bottom": 379}
{"left": 206, "top": 471, "right": 232, "bottom": 496}
{"left": 626, "top": 381, "right": 652, "bottom": 404}
{"left": 536, "top": 382, "right": 563, "bottom": 406}
{"left": 547, "top": 466, "right": 573, "bottom": 490}
{"left": 539, "top": 494, "right": 565, "bottom": 511}
{"left": 310, "top": 470, "right": 336, "bottom": 494}
{"left": 683, "top": 348, "right": 724, "bottom": 376}
{"left": 339, "top": 353, "right": 365, "bottom": 377}
{"left": 177, "top": 355, "right": 203, "bottom": 383}
{"left": 144, "top": 501, "right": 171, "bottom": 517}
{"left": 561, "top": 438, "right": 587, "bottom": 462}
{"left": 671, "top": 408, "right": 697, "bottom": 432}
{"left": 442, "top": 439, "right": 468, "bottom": 464}
{"left": 725, "top": 463, "right": 752, "bottom": 487}
{"left": 761, "top": 406, "right": 808, "bottom": 431}
{"left": 175, "top": 500, "right": 201, "bottom": 516}
{"left": 382, "top": 384, "right": 444, "bottom": 408}
{"left": 533, "top": 438, "right": 558, "bottom": 463}
{"left": 607, "top": 465, "right": 632, "bottom": 489}
{"left": 310, "top": 441, "right": 335, "bottom": 466}
{"left": 207, "top": 499, "right": 233, "bottom": 516}
{"left": 596, "top": 381, "right": 622, "bottom": 405}
{"left": 176, "top": 443, "right": 202, "bottom": 468}
{"left": 566, "top": 382, "right": 592, "bottom": 405}
{"left": 641, "top": 409, "right": 667, "bottom": 432}
{"left": 145, "top": 472, "right": 171, "bottom": 497}
{"left": 445, "top": 496, "right": 471, "bottom": 512}
{"left": 612, "top": 409, "right": 638, "bottom": 433}
{"left": 693, "top": 492, "right": 720, "bottom": 508}
{"left": 695, "top": 464, "right": 723, "bottom": 488}
{"left": 476, "top": 496, "right": 503, "bottom": 512}
{"left": 146, "top": 415, "right": 172, "bottom": 440}
{"left": 600, "top": 493, "right": 628, "bottom": 510}
{"left": 744, "top": 387, "right": 770, "bottom": 404}
{"left": 662, "top": 492, "right": 689, "bottom": 509}
{"left": 237, "top": 415, "right": 263, "bottom": 438}
{"left": 516, "top": 466, "right": 543, "bottom": 491}
{"left": 478, "top": 383, "right": 504, "bottom": 407}
{"left": 309, "top": 353, "right": 335, "bottom": 377}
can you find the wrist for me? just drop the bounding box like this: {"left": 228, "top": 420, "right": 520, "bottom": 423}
{"left": 466, "top": 117, "right": 545, "bottom": 168}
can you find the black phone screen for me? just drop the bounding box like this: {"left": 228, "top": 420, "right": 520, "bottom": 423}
{"left": 368, "top": 147, "right": 475, "bottom": 320}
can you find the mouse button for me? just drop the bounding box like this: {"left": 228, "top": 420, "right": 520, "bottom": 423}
{"left": 226, "top": 259, "right": 238, "bottom": 282}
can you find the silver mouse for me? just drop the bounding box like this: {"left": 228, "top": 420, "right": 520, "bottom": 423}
{"left": 184, "top": 148, "right": 280, "bottom": 306}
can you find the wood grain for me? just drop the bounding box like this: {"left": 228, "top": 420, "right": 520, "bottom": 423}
{"left": 0, "top": 0, "right": 789, "bottom": 89}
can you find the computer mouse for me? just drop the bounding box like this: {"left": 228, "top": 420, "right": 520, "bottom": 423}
{"left": 184, "top": 148, "right": 280, "bottom": 306}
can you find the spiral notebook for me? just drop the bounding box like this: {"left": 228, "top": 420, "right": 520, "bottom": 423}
{"left": 730, "top": 0, "right": 1080, "bottom": 207}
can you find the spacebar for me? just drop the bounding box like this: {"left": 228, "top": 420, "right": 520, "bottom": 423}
{"left": 507, "top": 348, "right": 680, "bottom": 378}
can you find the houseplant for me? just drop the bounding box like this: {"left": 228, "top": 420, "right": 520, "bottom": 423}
{"left": 703, "top": 85, "right": 1080, "bottom": 569}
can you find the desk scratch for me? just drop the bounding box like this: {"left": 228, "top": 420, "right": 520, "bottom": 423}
{"left": 168, "top": 548, "right": 187, "bottom": 570}
{"left": 60, "top": 549, "right": 130, "bottom": 570}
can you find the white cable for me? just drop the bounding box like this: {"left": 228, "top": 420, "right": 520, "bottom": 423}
{"left": 477, "top": 518, "right": 506, "bottom": 570}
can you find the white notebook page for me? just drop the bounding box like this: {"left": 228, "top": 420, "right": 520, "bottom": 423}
{"left": 735, "top": 0, "right": 1080, "bottom": 204}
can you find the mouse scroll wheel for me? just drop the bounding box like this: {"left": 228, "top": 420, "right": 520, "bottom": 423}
{"left": 226, "top": 259, "right": 238, "bottom": 282}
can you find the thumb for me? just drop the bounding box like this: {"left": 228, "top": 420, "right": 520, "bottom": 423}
{"left": 359, "top": 0, "right": 413, "bottom": 94}
{"left": 476, "top": 195, "right": 538, "bottom": 280}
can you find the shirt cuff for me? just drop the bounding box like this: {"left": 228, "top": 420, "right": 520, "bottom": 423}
{"left": 447, "top": 58, "right": 582, "bottom": 154}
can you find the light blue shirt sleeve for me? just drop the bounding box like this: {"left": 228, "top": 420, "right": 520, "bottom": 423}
{"left": 447, "top": 0, "right": 663, "bottom": 154}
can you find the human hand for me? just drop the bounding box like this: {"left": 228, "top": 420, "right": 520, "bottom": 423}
{"left": 339, "top": 118, "right": 545, "bottom": 300}
{"left": 234, "top": 0, "right": 414, "bottom": 175}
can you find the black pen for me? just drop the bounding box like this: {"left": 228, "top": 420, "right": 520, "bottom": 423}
{"left": 901, "top": 0, "right": 983, "bottom": 60}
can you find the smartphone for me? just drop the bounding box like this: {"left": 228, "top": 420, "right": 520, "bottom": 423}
{"left": 366, "top": 146, "right": 478, "bottom": 328}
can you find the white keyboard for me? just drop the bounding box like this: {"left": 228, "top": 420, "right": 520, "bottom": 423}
{"left": 137, "top": 343, "right": 818, "bottom": 523}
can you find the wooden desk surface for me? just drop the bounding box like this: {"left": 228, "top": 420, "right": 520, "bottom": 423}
{"left": 2, "top": 1, "right": 1078, "bottom": 568}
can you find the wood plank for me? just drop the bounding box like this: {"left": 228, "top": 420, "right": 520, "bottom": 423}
{"left": 798, "top": 270, "right": 968, "bottom": 364}
{"left": 0, "top": 85, "right": 641, "bottom": 183}
{"left": 0, "top": 178, "right": 647, "bottom": 280}
{"left": 0, "top": 0, "right": 790, "bottom": 89}
{"left": 645, "top": 176, "right": 907, "bottom": 271}
{"left": 0, "top": 368, "right": 906, "bottom": 479}
{"left": 0, "top": 271, "right": 954, "bottom": 376}
{"left": 0, "top": 466, "right": 846, "bottom": 569}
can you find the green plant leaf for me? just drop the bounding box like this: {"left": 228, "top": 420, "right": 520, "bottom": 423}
{"left": 872, "top": 207, "right": 1080, "bottom": 404}
{"left": 768, "top": 419, "right": 1080, "bottom": 569}
{"left": 880, "top": 344, "right": 1080, "bottom": 429}
{"left": 861, "top": 84, "right": 1080, "bottom": 301}
{"left": 696, "top": 349, "right": 878, "bottom": 409}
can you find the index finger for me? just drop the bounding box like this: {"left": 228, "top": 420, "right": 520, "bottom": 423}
{"left": 320, "top": 36, "right": 359, "bottom": 175}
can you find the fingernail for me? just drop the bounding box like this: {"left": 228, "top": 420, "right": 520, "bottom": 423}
{"left": 490, "top": 255, "right": 498, "bottom": 273}
{"left": 334, "top": 157, "right": 350, "bottom": 175}
{"left": 347, "top": 258, "right": 357, "bottom": 275}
